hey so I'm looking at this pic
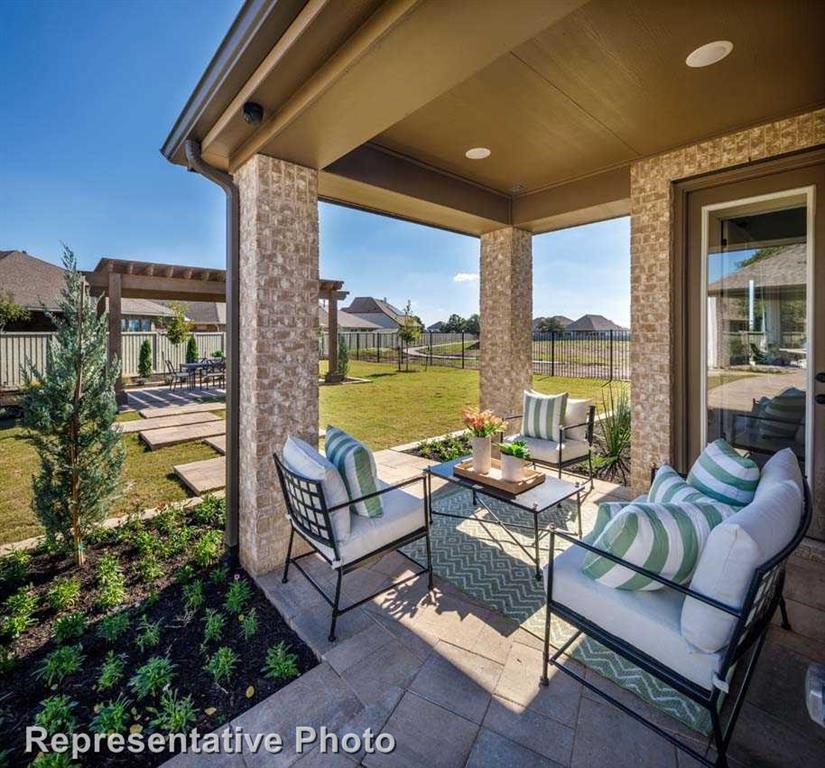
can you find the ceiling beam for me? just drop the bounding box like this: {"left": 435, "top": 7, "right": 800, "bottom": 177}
{"left": 224, "top": 0, "right": 587, "bottom": 172}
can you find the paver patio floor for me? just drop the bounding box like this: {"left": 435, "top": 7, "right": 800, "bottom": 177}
{"left": 164, "top": 457, "right": 825, "bottom": 768}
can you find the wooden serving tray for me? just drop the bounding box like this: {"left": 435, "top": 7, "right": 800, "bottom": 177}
{"left": 454, "top": 458, "right": 545, "bottom": 496}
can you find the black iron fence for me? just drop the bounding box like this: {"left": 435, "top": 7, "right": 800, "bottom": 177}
{"left": 321, "top": 329, "right": 630, "bottom": 381}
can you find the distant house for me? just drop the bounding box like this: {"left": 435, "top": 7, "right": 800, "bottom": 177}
{"left": 565, "top": 314, "right": 627, "bottom": 332}
{"left": 343, "top": 296, "right": 417, "bottom": 330}
{"left": 0, "top": 250, "right": 174, "bottom": 332}
{"left": 532, "top": 315, "right": 573, "bottom": 332}
{"left": 427, "top": 321, "right": 447, "bottom": 332}
{"left": 318, "top": 305, "right": 384, "bottom": 333}
{"left": 158, "top": 300, "right": 226, "bottom": 332}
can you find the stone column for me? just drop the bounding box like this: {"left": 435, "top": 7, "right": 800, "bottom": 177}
{"left": 325, "top": 291, "right": 342, "bottom": 383}
{"left": 479, "top": 227, "right": 532, "bottom": 420}
{"left": 106, "top": 272, "right": 125, "bottom": 403}
{"left": 235, "top": 154, "right": 319, "bottom": 575}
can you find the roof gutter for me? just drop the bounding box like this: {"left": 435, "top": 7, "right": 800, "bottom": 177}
{"left": 184, "top": 139, "right": 240, "bottom": 568}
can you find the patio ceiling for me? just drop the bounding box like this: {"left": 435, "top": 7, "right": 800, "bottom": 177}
{"left": 162, "top": 0, "right": 825, "bottom": 235}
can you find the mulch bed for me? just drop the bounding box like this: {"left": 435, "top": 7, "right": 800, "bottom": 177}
{"left": 0, "top": 506, "right": 317, "bottom": 767}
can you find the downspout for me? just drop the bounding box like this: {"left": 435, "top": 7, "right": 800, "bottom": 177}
{"left": 184, "top": 139, "right": 240, "bottom": 568}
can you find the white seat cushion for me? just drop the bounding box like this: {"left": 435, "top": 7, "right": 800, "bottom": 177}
{"left": 505, "top": 433, "right": 590, "bottom": 464}
{"left": 283, "top": 436, "right": 351, "bottom": 543}
{"left": 315, "top": 481, "right": 425, "bottom": 566}
{"left": 547, "top": 545, "right": 723, "bottom": 690}
{"left": 680, "top": 448, "right": 804, "bottom": 653}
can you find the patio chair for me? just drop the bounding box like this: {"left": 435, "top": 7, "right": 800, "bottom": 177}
{"left": 201, "top": 360, "right": 225, "bottom": 390}
{"left": 541, "top": 448, "right": 811, "bottom": 767}
{"left": 502, "top": 393, "right": 596, "bottom": 489}
{"left": 164, "top": 359, "right": 189, "bottom": 391}
{"left": 273, "top": 447, "right": 434, "bottom": 643}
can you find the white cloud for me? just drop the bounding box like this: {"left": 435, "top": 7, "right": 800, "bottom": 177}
{"left": 453, "top": 272, "right": 479, "bottom": 283}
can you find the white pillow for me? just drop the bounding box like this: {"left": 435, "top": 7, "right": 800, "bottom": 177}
{"left": 565, "top": 398, "right": 592, "bottom": 441}
{"left": 283, "top": 435, "right": 351, "bottom": 543}
{"left": 522, "top": 390, "right": 567, "bottom": 441}
{"left": 680, "top": 449, "right": 803, "bottom": 653}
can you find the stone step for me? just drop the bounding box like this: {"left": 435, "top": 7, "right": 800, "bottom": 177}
{"left": 204, "top": 435, "right": 226, "bottom": 454}
{"left": 138, "top": 401, "right": 224, "bottom": 419}
{"left": 119, "top": 412, "right": 220, "bottom": 434}
{"left": 140, "top": 421, "right": 226, "bottom": 450}
{"left": 174, "top": 456, "right": 226, "bottom": 494}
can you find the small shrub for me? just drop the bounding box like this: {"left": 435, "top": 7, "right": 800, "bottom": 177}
{"left": 185, "top": 335, "right": 199, "bottom": 364}
{"left": 240, "top": 608, "right": 258, "bottom": 642}
{"left": 0, "top": 550, "right": 31, "bottom": 589}
{"left": 138, "top": 339, "right": 153, "bottom": 380}
{"left": 153, "top": 505, "right": 182, "bottom": 535}
{"left": 182, "top": 580, "right": 205, "bottom": 613}
{"left": 35, "top": 694, "right": 77, "bottom": 735}
{"left": 97, "top": 611, "right": 130, "bottom": 644}
{"left": 129, "top": 656, "right": 175, "bottom": 699}
{"left": 204, "top": 646, "right": 237, "bottom": 686}
{"left": 189, "top": 494, "right": 225, "bottom": 528}
{"left": 96, "top": 555, "right": 126, "bottom": 610}
{"left": 35, "top": 644, "right": 85, "bottom": 687}
{"left": 202, "top": 609, "right": 225, "bottom": 646}
{"left": 209, "top": 564, "right": 229, "bottom": 586}
{"left": 148, "top": 688, "right": 197, "bottom": 734}
{"left": 90, "top": 694, "right": 131, "bottom": 735}
{"left": 175, "top": 564, "right": 195, "bottom": 585}
{"left": 224, "top": 578, "right": 252, "bottom": 614}
{"left": 418, "top": 432, "right": 472, "bottom": 462}
{"left": 192, "top": 530, "right": 223, "bottom": 568}
{"left": 1, "top": 585, "right": 37, "bottom": 640}
{"left": 53, "top": 612, "right": 87, "bottom": 644}
{"left": 0, "top": 646, "right": 17, "bottom": 675}
{"left": 32, "top": 750, "right": 77, "bottom": 767}
{"left": 262, "top": 642, "right": 299, "bottom": 681}
{"left": 47, "top": 577, "right": 81, "bottom": 613}
{"left": 137, "top": 554, "right": 163, "bottom": 584}
{"left": 132, "top": 529, "right": 161, "bottom": 559}
{"left": 165, "top": 525, "right": 195, "bottom": 558}
{"left": 135, "top": 615, "right": 163, "bottom": 653}
{"left": 96, "top": 651, "right": 126, "bottom": 691}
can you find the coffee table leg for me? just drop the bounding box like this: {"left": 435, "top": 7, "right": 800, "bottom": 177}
{"left": 577, "top": 488, "right": 582, "bottom": 538}
{"left": 533, "top": 512, "right": 541, "bottom": 580}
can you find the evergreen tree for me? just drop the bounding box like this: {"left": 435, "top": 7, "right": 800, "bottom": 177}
{"left": 22, "top": 247, "right": 125, "bottom": 566}
{"left": 138, "top": 339, "right": 153, "bottom": 380}
{"left": 186, "top": 335, "right": 199, "bottom": 363}
{"left": 336, "top": 333, "right": 350, "bottom": 379}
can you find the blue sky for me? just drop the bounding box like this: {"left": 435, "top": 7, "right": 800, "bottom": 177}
{"left": 0, "top": 0, "right": 630, "bottom": 327}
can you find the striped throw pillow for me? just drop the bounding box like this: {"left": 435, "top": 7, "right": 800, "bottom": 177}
{"left": 582, "top": 501, "right": 732, "bottom": 591}
{"left": 649, "top": 465, "right": 730, "bottom": 507}
{"left": 324, "top": 426, "right": 383, "bottom": 518}
{"left": 522, "top": 390, "right": 568, "bottom": 441}
{"left": 687, "top": 439, "right": 760, "bottom": 507}
{"left": 758, "top": 387, "right": 806, "bottom": 439}
{"left": 583, "top": 501, "right": 631, "bottom": 544}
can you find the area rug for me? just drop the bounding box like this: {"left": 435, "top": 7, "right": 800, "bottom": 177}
{"left": 402, "top": 487, "right": 712, "bottom": 735}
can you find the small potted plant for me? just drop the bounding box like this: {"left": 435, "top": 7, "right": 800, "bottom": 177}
{"left": 462, "top": 408, "right": 504, "bottom": 474}
{"left": 497, "top": 440, "right": 531, "bottom": 482}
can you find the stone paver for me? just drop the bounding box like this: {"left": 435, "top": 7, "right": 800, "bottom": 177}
{"left": 137, "top": 400, "right": 225, "bottom": 418}
{"left": 174, "top": 456, "right": 226, "bottom": 494}
{"left": 140, "top": 419, "right": 226, "bottom": 449}
{"left": 466, "top": 728, "right": 565, "bottom": 768}
{"left": 118, "top": 411, "right": 219, "bottom": 432}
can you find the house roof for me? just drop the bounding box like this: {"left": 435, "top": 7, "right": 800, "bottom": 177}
{"left": 343, "top": 297, "right": 405, "bottom": 325}
{"left": 158, "top": 300, "right": 226, "bottom": 326}
{"left": 532, "top": 315, "right": 573, "bottom": 331}
{"left": 565, "top": 314, "right": 626, "bottom": 332}
{"left": 707, "top": 242, "right": 806, "bottom": 295}
{"left": 318, "top": 305, "right": 382, "bottom": 330}
{"left": 0, "top": 251, "right": 173, "bottom": 317}
{"left": 427, "top": 321, "right": 446, "bottom": 332}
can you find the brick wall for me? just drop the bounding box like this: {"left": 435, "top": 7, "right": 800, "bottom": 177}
{"left": 630, "top": 108, "right": 825, "bottom": 493}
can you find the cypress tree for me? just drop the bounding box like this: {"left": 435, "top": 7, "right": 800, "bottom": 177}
{"left": 22, "top": 247, "right": 125, "bottom": 566}
{"left": 138, "top": 339, "right": 153, "bottom": 380}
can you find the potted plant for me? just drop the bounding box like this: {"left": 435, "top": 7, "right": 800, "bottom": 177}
{"left": 462, "top": 408, "right": 504, "bottom": 474}
{"left": 497, "top": 440, "right": 531, "bottom": 482}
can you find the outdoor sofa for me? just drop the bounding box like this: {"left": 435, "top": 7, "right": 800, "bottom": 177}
{"left": 542, "top": 447, "right": 810, "bottom": 767}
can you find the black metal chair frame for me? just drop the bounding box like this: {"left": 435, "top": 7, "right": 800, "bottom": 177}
{"left": 164, "top": 359, "right": 190, "bottom": 391}
{"left": 728, "top": 405, "right": 804, "bottom": 463}
{"left": 541, "top": 478, "right": 812, "bottom": 767}
{"left": 502, "top": 405, "right": 597, "bottom": 490}
{"left": 273, "top": 452, "right": 434, "bottom": 642}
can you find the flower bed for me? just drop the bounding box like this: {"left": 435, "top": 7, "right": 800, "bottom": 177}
{"left": 0, "top": 497, "right": 316, "bottom": 767}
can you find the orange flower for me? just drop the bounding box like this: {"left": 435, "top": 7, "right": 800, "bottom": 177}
{"left": 462, "top": 407, "right": 504, "bottom": 437}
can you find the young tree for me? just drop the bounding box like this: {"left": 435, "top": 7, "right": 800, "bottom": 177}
{"left": 443, "top": 314, "right": 466, "bottom": 333}
{"left": 186, "top": 335, "right": 199, "bottom": 364}
{"left": 164, "top": 302, "right": 192, "bottom": 346}
{"left": 0, "top": 291, "right": 30, "bottom": 332}
{"left": 397, "top": 301, "right": 422, "bottom": 372}
{"left": 336, "top": 333, "right": 350, "bottom": 379}
{"left": 535, "top": 316, "right": 566, "bottom": 334}
{"left": 138, "top": 339, "right": 153, "bottom": 380}
{"left": 22, "top": 247, "right": 125, "bottom": 566}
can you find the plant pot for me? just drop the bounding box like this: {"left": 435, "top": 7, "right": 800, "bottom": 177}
{"left": 471, "top": 436, "right": 492, "bottom": 474}
{"left": 500, "top": 453, "right": 525, "bottom": 482}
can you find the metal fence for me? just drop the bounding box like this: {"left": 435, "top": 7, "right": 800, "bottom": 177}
{"left": 321, "top": 329, "right": 631, "bottom": 381}
{"left": 0, "top": 332, "right": 226, "bottom": 388}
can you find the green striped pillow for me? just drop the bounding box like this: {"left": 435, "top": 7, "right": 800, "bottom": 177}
{"left": 522, "top": 390, "right": 567, "bottom": 441}
{"left": 583, "top": 501, "right": 630, "bottom": 544}
{"left": 687, "top": 439, "right": 760, "bottom": 507}
{"left": 324, "top": 426, "right": 383, "bottom": 518}
{"left": 758, "top": 387, "right": 805, "bottom": 439}
{"left": 582, "top": 501, "right": 732, "bottom": 591}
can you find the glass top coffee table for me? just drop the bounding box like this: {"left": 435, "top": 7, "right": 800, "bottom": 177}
{"left": 425, "top": 457, "right": 583, "bottom": 580}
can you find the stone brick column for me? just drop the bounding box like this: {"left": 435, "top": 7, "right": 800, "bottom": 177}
{"left": 235, "top": 154, "right": 319, "bottom": 575}
{"left": 479, "top": 227, "right": 532, "bottom": 420}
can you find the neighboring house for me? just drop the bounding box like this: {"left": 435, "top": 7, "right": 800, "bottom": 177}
{"left": 342, "top": 296, "right": 416, "bottom": 330}
{"left": 565, "top": 314, "right": 627, "bottom": 332}
{"left": 427, "top": 321, "right": 447, "bottom": 332}
{"left": 158, "top": 300, "right": 226, "bottom": 332}
{"left": 0, "top": 250, "right": 174, "bottom": 332}
{"left": 532, "top": 315, "right": 573, "bottom": 332}
{"left": 318, "top": 305, "right": 384, "bottom": 333}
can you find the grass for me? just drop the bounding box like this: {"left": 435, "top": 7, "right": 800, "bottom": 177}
{"left": 321, "top": 361, "right": 627, "bottom": 451}
{"left": 0, "top": 410, "right": 222, "bottom": 546}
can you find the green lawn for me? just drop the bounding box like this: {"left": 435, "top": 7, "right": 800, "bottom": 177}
{"left": 321, "top": 361, "right": 627, "bottom": 451}
{"left": 0, "top": 411, "right": 222, "bottom": 546}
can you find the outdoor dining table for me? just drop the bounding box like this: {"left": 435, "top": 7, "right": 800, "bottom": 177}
{"left": 425, "top": 456, "right": 583, "bottom": 580}
{"left": 180, "top": 360, "right": 224, "bottom": 388}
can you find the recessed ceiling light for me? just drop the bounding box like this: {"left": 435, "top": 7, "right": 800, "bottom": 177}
{"left": 465, "top": 147, "right": 491, "bottom": 160}
{"left": 685, "top": 40, "right": 733, "bottom": 68}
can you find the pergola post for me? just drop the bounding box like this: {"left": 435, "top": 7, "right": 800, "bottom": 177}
{"left": 324, "top": 287, "right": 347, "bottom": 384}
{"left": 235, "top": 154, "right": 319, "bottom": 575}
{"left": 106, "top": 272, "right": 125, "bottom": 403}
{"left": 479, "top": 227, "right": 533, "bottom": 420}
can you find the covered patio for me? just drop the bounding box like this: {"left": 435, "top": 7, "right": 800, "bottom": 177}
{"left": 160, "top": 1, "right": 825, "bottom": 766}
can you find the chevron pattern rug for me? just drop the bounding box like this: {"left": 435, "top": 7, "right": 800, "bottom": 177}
{"left": 402, "top": 487, "right": 712, "bottom": 734}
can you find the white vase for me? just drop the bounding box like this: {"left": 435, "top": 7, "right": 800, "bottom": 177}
{"left": 471, "top": 436, "right": 492, "bottom": 474}
{"left": 500, "top": 453, "right": 525, "bottom": 482}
